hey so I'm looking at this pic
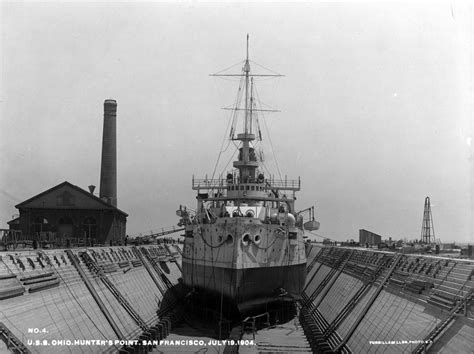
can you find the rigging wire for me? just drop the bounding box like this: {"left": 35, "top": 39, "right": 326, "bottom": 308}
{"left": 212, "top": 59, "right": 246, "bottom": 76}
{"left": 217, "top": 142, "right": 241, "bottom": 175}
{"left": 254, "top": 83, "right": 283, "bottom": 180}
{"left": 210, "top": 73, "right": 245, "bottom": 185}
{"left": 249, "top": 60, "right": 283, "bottom": 76}
{"left": 210, "top": 52, "right": 285, "bottom": 184}
{"left": 210, "top": 81, "right": 240, "bottom": 182}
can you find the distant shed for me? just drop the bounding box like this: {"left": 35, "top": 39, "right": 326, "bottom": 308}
{"left": 359, "top": 229, "right": 382, "bottom": 246}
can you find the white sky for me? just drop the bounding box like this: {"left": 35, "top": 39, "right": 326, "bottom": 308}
{"left": 1, "top": 1, "right": 472, "bottom": 243}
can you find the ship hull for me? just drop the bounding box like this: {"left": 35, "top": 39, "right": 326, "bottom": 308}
{"left": 182, "top": 260, "right": 306, "bottom": 312}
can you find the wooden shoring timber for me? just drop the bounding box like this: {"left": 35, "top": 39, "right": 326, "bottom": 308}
{"left": 334, "top": 254, "right": 402, "bottom": 352}
{"left": 306, "top": 246, "right": 325, "bottom": 275}
{"left": 312, "top": 250, "right": 354, "bottom": 309}
{"left": 413, "top": 289, "right": 474, "bottom": 354}
{"left": 323, "top": 280, "right": 372, "bottom": 338}
{"left": 308, "top": 262, "right": 340, "bottom": 304}
{"left": 303, "top": 259, "right": 326, "bottom": 293}
{"left": 324, "top": 252, "right": 390, "bottom": 339}
{"left": 138, "top": 246, "right": 180, "bottom": 302}
{"left": 78, "top": 251, "right": 149, "bottom": 332}
{"left": 133, "top": 246, "right": 166, "bottom": 297}
{"left": 65, "top": 249, "right": 124, "bottom": 339}
{"left": 0, "top": 321, "right": 31, "bottom": 353}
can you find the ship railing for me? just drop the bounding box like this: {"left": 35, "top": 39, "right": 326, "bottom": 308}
{"left": 192, "top": 177, "right": 226, "bottom": 190}
{"left": 265, "top": 176, "right": 301, "bottom": 191}
{"left": 192, "top": 176, "right": 301, "bottom": 191}
{"left": 241, "top": 312, "right": 270, "bottom": 340}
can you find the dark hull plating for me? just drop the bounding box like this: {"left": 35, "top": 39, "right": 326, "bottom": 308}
{"left": 182, "top": 261, "right": 306, "bottom": 312}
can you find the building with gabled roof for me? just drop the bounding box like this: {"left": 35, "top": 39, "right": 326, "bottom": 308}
{"left": 12, "top": 181, "right": 127, "bottom": 247}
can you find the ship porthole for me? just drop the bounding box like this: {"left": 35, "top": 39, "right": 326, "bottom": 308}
{"left": 246, "top": 210, "right": 255, "bottom": 218}
{"left": 242, "top": 233, "right": 251, "bottom": 246}
{"left": 226, "top": 234, "right": 234, "bottom": 244}
{"left": 254, "top": 234, "right": 261, "bottom": 244}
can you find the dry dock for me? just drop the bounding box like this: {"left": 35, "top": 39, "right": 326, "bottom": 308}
{"left": 0, "top": 243, "right": 473, "bottom": 353}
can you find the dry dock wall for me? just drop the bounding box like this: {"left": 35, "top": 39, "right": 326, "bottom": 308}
{"left": 303, "top": 245, "right": 474, "bottom": 353}
{"left": 0, "top": 244, "right": 182, "bottom": 353}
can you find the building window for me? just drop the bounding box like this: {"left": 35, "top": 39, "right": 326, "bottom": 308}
{"left": 32, "top": 217, "right": 49, "bottom": 233}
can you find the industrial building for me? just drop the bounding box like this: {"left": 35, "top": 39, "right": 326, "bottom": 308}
{"left": 11, "top": 181, "right": 127, "bottom": 247}
{"left": 359, "top": 229, "right": 382, "bottom": 246}
{"left": 5, "top": 99, "right": 127, "bottom": 248}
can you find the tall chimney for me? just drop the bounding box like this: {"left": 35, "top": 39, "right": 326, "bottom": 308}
{"left": 99, "top": 99, "right": 117, "bottom": 206}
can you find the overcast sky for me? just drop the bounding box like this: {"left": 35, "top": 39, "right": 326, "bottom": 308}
{"left": 1, "top": 1, "right": 472, "bottom": 243}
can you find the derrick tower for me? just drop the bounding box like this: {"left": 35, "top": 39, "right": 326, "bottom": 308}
{"left": 420, "top": 196, "right": 435, "bottom": 244}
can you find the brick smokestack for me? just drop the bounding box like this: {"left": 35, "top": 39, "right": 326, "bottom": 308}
{"left": 99, "top": 99, "right": 117, "bottom": 207}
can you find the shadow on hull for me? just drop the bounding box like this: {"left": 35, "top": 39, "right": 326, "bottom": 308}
{"left": 158, "top": 281, "right": 300, "bottom": 340}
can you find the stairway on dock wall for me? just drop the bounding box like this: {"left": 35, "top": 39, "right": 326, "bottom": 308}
{"left": 303, "top": 246, "right": 474, "bottom": 353}
{"left": 0, "top": 244, "right": 183, "bottom": 353}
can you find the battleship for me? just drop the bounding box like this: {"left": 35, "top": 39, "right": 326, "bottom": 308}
{"left": 177, "top": 35, "right": 319, "bottom": 314}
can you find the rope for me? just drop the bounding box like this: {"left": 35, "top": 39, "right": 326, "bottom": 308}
{"left": 197, "top": 227, "right": 228, "bottom": 249}
{"left": 204, "top": 229, "right": 224, "bottom": 292}
{"left": 252, "top": 229, "right": 280, "bottom": 250}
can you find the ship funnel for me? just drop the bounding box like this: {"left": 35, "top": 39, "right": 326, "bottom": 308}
{"left": 99, "top": 99, "right": 117, "bottom": 206}
{"left": 88, "top": 185, "right": 96, "bottom": 194}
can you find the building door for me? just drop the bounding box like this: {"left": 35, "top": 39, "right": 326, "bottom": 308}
{"left": 83, "top": 217, "right": 97, "bottom": 247}
{"left": 58, "top": 217, "right": 74, "bottom": 243}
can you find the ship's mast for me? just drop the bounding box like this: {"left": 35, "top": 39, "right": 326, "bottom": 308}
{"left": 236, "top": 34, "right": 256, "bottom": 183}
{"left": 210, "top": 35, "right": 282, "bottom": 184}
{"left": 250, "top": 78, "right": 254, "bottom": 134}
{"left": 244, "top": 34, "right": 250, "bottom": 135}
